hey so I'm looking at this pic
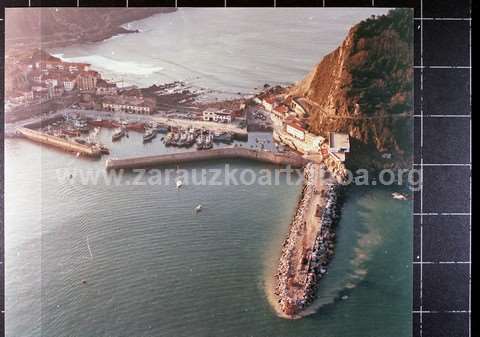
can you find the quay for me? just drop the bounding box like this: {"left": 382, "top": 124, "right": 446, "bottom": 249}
{"left": 105, "top": 147, "right": 307, "bottom": 170}
{"left": 16, "top": 127, "right": 102, "bottom": 158}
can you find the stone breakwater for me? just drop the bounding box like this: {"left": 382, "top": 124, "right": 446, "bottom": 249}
{"left": 274, "top": 162, "right": 343, "bottom": 318}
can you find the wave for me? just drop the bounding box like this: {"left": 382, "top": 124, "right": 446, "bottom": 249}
{"left": 55, "top": 55, "right": 164, "bottom": 76}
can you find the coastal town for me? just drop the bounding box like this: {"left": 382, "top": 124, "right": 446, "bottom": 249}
{"left": 6, "top": 49, "right": 351, "bottom": 178}
{"left": 6, "top": 49, "right": 351, "bottom": 319}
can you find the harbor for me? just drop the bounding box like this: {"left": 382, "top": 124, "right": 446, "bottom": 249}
{"left": 5, "top": 8, "right": 413, "bottom": 337}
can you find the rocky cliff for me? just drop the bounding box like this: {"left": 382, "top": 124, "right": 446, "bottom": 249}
{"left": 289, "top": 9, "right": 413, "bottom": 170}
{"left": 5, "top": 8, "right": 176, "bottom": 51}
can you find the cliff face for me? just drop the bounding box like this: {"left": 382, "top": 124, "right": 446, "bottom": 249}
{"left": 5, "top": 8, "right": 176, "bottom": 51}
{"left": 290, "top": 9, "right": 413, "bottom": 170}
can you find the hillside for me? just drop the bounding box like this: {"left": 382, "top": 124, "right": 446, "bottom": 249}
{"left": 289, "top": 9, "right": 413, "bottom": 170}
{"left": 5, "top": 8, "right": 176, "bottom": 51}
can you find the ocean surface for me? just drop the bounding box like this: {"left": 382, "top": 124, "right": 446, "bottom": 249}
{"left": 6, "top": 131, "right": 412, "bottom": 337}
{"left": 6, "top": 8, "right": 411, "bottom": 337}
{"left": 51, "top": 8, "right": 390, "bottom": 96}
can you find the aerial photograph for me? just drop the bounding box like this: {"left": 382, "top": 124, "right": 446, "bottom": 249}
{"left": 5, "top": 7, "right": 413, "bottom": 337}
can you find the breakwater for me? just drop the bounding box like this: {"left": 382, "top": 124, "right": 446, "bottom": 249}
{"left": 105, "top": 148, "right": 308, "bottom": 170}
{"left": 16, "top": 127, "right": 102, "bottom": 158}
{"left": 274, "top": 163, "right": 343, "bottom": 318}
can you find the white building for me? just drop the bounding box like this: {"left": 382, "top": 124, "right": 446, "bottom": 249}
{"left": 102, "top": 95, "right": 155, "bottom": 115}
{"left": 328, "top": 132, "right": 350, "bottom": 163}
{"left": 291, "top": 97, "right": 310, "bottom": 117}
{"left": 262, "top": 97, "right": 276, "bottom": 112}
{"left": 202, "top": 108, "right": 232, "bottom": 123}
{"left": 285, "top": 117, "right": 306, "bottom": 141}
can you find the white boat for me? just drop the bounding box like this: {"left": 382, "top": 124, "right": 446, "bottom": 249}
{"left": 176, "top": 178, "right": 183, "bottom": 189}
{"left": 195, "top": 204, "right": 202, "bottom": 212}
{"left": 392, "top": 192, "right": 408, "bottom": 200}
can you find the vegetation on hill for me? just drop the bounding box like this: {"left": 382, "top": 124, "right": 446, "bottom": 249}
{"left": 290, "top": 9, "right": 413, "bottom": 170}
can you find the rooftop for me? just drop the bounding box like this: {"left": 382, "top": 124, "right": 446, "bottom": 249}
{"left": 285, "top": 116, "right": 306, "bottom": 132}
{"left": 329, "top": 132, "right": 350, "bottom": 151}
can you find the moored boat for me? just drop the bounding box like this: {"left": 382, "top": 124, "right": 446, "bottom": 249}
{"left": 212, "top": 131, "right": 233, "bottom": 143}
{"left": 112, "top": 128, "right": 126, "bottom": 141}
{"left": 143, "top": 129, "right": 157, "bottom": 143}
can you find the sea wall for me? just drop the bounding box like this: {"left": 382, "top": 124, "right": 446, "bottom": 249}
{"left": 16, "top": 127, "right": 102, "bottom": 157}
{"left": 106, "top": 148, "right": 308, "bottom": 170}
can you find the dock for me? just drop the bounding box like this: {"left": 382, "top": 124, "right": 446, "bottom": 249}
{"left": 106, "top": 147, "right": 308, "bottom": 170}
{"left": 16, "top": 127, "right": 102, "bottom": 158}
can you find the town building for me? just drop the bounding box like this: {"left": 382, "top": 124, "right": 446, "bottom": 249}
{"left": 76, "top": 71, "right": 100, "bottom": 91}
{"left": 61, "top": 74, "right": 77, "bottom": 91}
{"left": 202, "top": 108, "right": 233, "bottom": 123}
{"left": 285, "top": 116, "right": 306, "bottom": 140}
{"left": 10, "top": 90, "right": 34, "bottom": 105}
{"left": 96, "top": 79, "right": 118, "bottom": 96}
{"left": 291, "top": 97, "right": 310, "bottom": 117}
{"left": 328, "top": 132, "right": 350, "bottom": 163}
{"left": 102, "top": 95, "right": 156, "bottom": 115}
{"left": 262, "top": 96, "right": 276, "bottom": 112}
{"left": 272, "top": 105, "right": 289, "bottom": 121}
{"left": 273, "top": 115, "right": 324, "bottom": 154}
{"left": 36, "top": 60, "right": 90, "bottom": 74}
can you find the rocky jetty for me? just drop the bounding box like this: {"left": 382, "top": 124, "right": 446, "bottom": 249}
{"left": 275, "top": 163, "right": 343, "bottom": 317}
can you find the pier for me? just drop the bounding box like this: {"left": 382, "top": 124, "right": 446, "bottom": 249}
{"left": 16, "top": 127, "right": 102, "bottom": 158}
{"left": 106, "top": 148, "right": 307, "bottom": 170}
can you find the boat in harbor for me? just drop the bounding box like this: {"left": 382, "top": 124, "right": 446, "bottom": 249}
{"left": 195, "top": 204, "right": 202, "bottom": 213}
{"left": 213, "top": 131, "right": 233, "bottom": 143}
{"left": 156, "top": 124, "right": 169, "bottom": 133}
{"left": 112, "top": 128, "right": 126, "bottom": 142}
{"left": 126, "top": 121, "right": 145, "bottom": 132}
{"left": 392, "top": 192, "right": 408, "bottom": 200}
{"left": 196, "top": 135, "right": 204, "bottom": 150}
{"left": 203, "top": 133, "right": 213, "bottom": 149}
{"left": 63, "top": 128, "right": 81, "bottom": 137}
{"left": 164, "top": 132, "right": 174, "bottom": 146}
{"left": 89, "top": 117, "right": 104, "bottom": 127}
{"left": 143, "top": 129, "right": 157, "bottom": 143}
{"left": 99, "top": 145, "right": 110, "bottom": 154}
{"left": 178, "top": 133, "right": 188, "bottom": 147}
{"left": 176, "top": 177, "right": 183, "bottom": 189}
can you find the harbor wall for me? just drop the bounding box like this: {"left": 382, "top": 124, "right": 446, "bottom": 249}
{"left": 106, "top": 148, "right": 308, "bottom": 170}
{"left": 22, "top": 113, "right": 64, "bottom": 129}
{"left": 16, "top": 127, "right": 102, "bottom": 157}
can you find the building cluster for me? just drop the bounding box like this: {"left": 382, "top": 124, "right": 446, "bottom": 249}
{"left": 6, "top": 55, "right": 120, "bottom": 108}
{"left": 258, "top": 93, "right": 350, "bottom": 169}
{"left": 102, "top": 94, "right": 156, "bottom": 115}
